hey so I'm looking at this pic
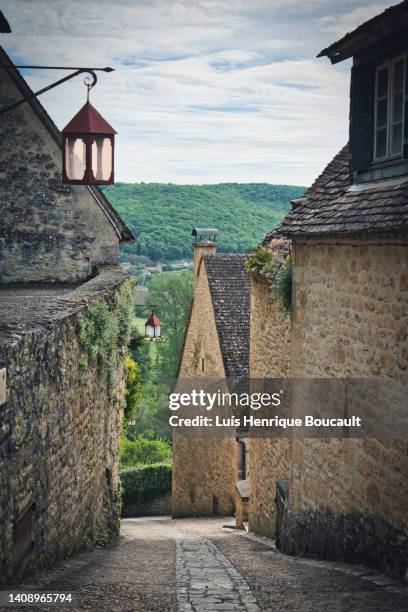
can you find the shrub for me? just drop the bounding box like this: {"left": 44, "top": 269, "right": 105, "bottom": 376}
{"left": 79, "top": 299, "right": 118, "bottom": 378}
{"left": 272, "top": 260, "right": 292, "bottom": 314}
{"left": 79, "top": 278, "right": 136, "bottom": 385}
{"left": 120, "top": 463, "right": 172, "bottom": 505}
{"left": 120, "top": 436, "right": 172, "bottom": 468}
{"left": 115, "top": 279, "right": 137, "bottom": 348}
{"left": 124, "top": 355, "right": 142, "bottom": 424}
{"left": 245, "top": 240, "right": 292, "bottom": 314}
{"left": 245, "top": 245, "right": 275, "bottom": 276}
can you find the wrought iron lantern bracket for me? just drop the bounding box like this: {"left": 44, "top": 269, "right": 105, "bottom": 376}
{"left": 0, "top": 65, "right": 114, "bottom": 116}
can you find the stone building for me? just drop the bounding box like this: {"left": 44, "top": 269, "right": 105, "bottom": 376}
{"left": 246, "top": 236, "right": 291, "bottom": 539}
{"left": 172, "top": 232, "right": 250, "bottom": 518}
{"left": 248, "top": 2, "right": 408, "bottom": 579}
{"left": 0, "top": 46, "right": 132, "bottom": 284}
{"left": 0, "top": 47, "right": 134, "bottom": 584}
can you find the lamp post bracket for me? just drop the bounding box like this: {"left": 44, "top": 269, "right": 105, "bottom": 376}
{"left": 0, "top": 65, "right": 114, "bottom": 116}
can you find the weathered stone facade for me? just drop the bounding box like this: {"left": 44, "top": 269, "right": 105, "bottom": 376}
{"left": 246, "top": 3, "right": 408, "bottom": 579}
{"left": 0, "top": 49, "right": 134, "bottom": 585}
{"left": 0, "top": 47, "right": 132, "bottom": 284}
{"left": 173, "top": 253, "right": 236, "bottom": 517}
{"left": 179, "top": 255, "right": 227, "bottom": 380}
{"left": 248, "top": 236, "right": 408, "bottom": 577}
{"left": 249, "top": 276, "right": 291, "bottom": 379}
{"left": 291, "top": 238, "right": 408, "bottom": 379}
{"left": 0, "top": 269, "right": 131, "bottom": 585}
{"left": 280, "top": 236, "right": 408, "bottom": 577}
{"left": 248, "top": 277, "right": 291, "bottom": 538}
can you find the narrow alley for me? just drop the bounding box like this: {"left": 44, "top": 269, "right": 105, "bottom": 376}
{"left": 3, "top": 517, "right": 407, "bottom": 612}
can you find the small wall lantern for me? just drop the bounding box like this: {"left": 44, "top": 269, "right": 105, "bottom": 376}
{"left": 145, "top": 312, "right": 161, "bottom": 340}
{"left": 0, "top": 64, "right": 116, "bottom": 187}
{"left": 62, "top": 100, "right": 116, "bottom": 185}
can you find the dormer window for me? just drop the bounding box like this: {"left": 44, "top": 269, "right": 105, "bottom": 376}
{"left": 374, "top": 57, "right": 406, "bottom": 161}
{"left": 318, "top": 0, "right": 408, "bottom": 183}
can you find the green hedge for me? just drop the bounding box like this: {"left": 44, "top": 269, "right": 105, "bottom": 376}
{"left": 120, "top": 463, "right": 172, "bottom": 506}
{"left": 120, "top": 436, "right": 172, "bottom": 468}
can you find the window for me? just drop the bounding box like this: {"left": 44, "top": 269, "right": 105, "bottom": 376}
{"left": 91, "top": 136, "right": 113, "bottom": 181}
{"left": 374, "top": 56, "right": 406, "bottom": 161}
{"left": 65, "top": 137, "right": 86, "bottom": 180}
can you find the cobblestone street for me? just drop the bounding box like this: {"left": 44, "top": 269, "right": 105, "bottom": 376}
{"left": 4, "top": 517, "right": 408, "bottom": 612}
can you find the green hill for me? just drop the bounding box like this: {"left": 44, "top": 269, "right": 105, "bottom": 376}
{"left": 102, "top": 183, "right": 306, "bottom": 262}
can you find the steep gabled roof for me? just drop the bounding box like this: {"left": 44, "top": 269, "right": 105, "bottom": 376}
{"left": 276, "top": 144, "right": 408, "bottom": 236}
{"left": 318, "top": 1, "right": 408, "bottom": 64}
{"left": 0, "top": 46, "right": 133, "bottom": 243}
{"left": 204, "top": 253, "right": 250, "bottom": 382}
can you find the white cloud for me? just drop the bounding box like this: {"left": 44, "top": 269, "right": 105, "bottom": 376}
{"left": 321, "top": 2, "right": 394, "bottom": 36}
{"left": 1, "top": 0, "right": 388, "bottom": 185}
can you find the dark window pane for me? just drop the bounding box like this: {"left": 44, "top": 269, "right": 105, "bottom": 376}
{"left": 378, "top": 67, "right": 389, "bottom": 97}
{"left": 391, "top": 123, "right": 403, "bottom": 155}
{"left": 393, "top": 91, "right": 403, "bottom": 123}
{"left": 377, "top": 98, "right": 388, "bottom": 128}
{"left": 376, "top": 129, "right": 387, "bottom": 158}
{"left": 394, "top": 60, "right": 404, "bottom": 92}
{"left": 405, "top": 59, "right": 408, "bottom": 95}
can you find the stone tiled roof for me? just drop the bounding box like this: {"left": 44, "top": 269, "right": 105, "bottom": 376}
{"left": 204, "top": 254, "right": 250, "bottom": 382}
{"left": 277, "top": 144, "right": 408, "bottom": 236}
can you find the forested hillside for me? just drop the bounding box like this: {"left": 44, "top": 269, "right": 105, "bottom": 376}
{"left": 103, "top": 183, "right": 306, "bottom": 262}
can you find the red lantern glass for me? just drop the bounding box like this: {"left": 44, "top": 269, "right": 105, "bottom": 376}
{"left": 145, "top": 312, "right": 161, "bottom": 339}
{"left": 62, "top": 101, "right": 116, "bottom": 185}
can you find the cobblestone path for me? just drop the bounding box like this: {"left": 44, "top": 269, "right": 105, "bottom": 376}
{"left": 3, "top": 517, "right": 408, "bottom": 611}
{"left": 175, "top": 538, "right": 260, "bottom": 611}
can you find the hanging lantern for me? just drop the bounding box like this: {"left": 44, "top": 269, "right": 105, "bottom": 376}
{"left": 62, "top": 100, "right": 116, "bottom": 185}
{"left": 145, "top": 312, "right": 161, "bottom": 340}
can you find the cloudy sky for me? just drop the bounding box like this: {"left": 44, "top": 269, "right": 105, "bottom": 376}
{"left": 2, "top": 0, "right": 395, "bottom": 186}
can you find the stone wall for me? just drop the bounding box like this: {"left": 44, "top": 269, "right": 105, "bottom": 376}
{"left": 0, "top": 269, "right": 130, "bottom": 585}
{"left": 248, "top": 276, "right": 291, "bottom": 537}
{"left": 283, "top": 236, "right": 408, "bottom": 577}
{"left": 249, "top": 276, "right": 291, "bottom": 380}
{"left": 0, "top": 58, "right": 123, "bottom": 284}
{"left": 172, "top": 257, "right": 236, "bottom": 518}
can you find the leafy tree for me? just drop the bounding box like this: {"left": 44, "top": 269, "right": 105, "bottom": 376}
{"left": 128, "top": 380, "right": 172, "bottom": 441}
{"left": 128, "top": 323, "right": 150, "bottom": 380}
{"left": 124, "top": 355, "right": 142, "bottom": 424}
{"left": 120, "top": 436, "right": 171, "bottom": 467}
{"left": 146, "top": 270, "right": 194, "bottom": 379}
{"left": 102, "top": 183, "right": 306, "bottom": 263}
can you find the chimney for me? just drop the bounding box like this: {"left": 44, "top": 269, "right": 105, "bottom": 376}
{"left": 191, "top": 228, "right": 218, "bottom": 282}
